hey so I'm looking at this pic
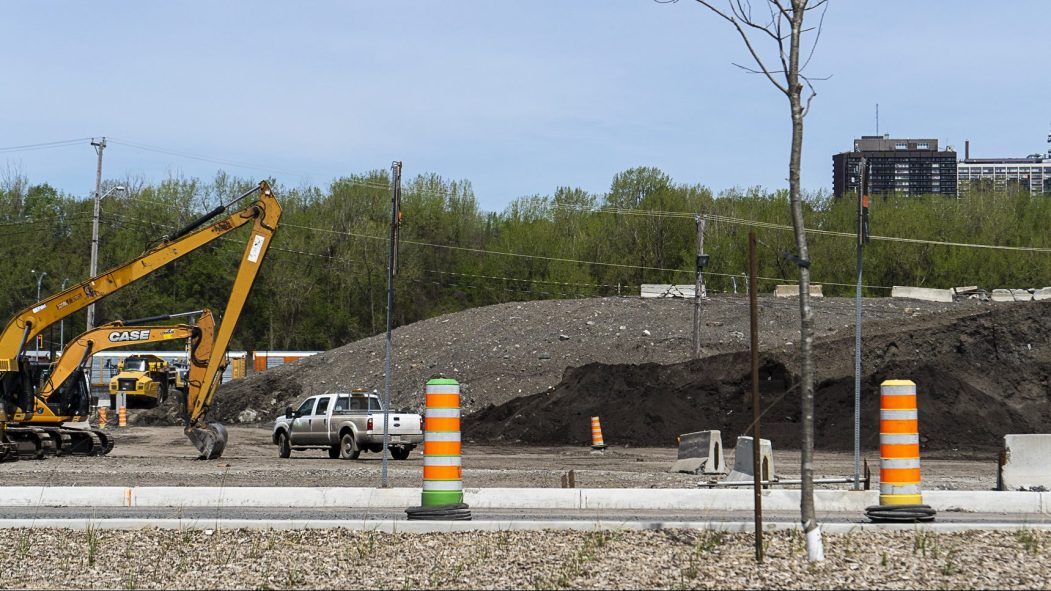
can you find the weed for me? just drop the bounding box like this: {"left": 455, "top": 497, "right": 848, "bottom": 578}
{"left": 697, "top": 530, "right": 727, "bottom": 553}
{"left": 86, "top": 523, "right": 102, "bottom": 566}
{"left": 15, "top": 531, "right": 31, "bottom": 560}
{"left": 941, "top": 548, "right": 958, "bottom": 577}
{"left": 881, "top": 552, "right": 888, "bottom": 567}
{"left": 124, "top": 570, "right": 138, "bottom": 590}
{"left": 1017, "top": 528, "right": 1041, "bottom": 555}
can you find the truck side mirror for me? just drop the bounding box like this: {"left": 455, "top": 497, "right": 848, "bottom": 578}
{"left": 285, "top": 406, "right": 294, "bottom": 419}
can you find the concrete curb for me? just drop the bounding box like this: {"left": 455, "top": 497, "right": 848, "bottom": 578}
{"left": 0, "top": 487, "right": 1043, "bottom": 513}
{"left": 0, "top": 518, "right": 1050, "bottom": 534}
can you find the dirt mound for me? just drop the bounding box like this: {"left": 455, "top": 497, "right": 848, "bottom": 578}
{"left": 180, "top": 295, "right": 980, "bottom": 429}
{"left": 465, "top": 302, "right": 1051, "bottom": 451}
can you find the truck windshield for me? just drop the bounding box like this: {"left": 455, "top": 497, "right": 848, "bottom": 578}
{"left": 124, "top": 359, "right": 148, "bottom": 372}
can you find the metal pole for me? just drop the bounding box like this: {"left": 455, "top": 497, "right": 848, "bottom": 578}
{"left": 748, "top": 231, "right": 763, "bottom": 562}
{"left": 87, "top": 138, "right": 106, "bottom": 331}
{"left": 853, "top": 158, "right": 866, "bottom": 490}
{"left": 381, "top": 161, "right": 402, "bottom": 488}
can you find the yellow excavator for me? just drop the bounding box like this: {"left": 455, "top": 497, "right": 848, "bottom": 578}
{"left": 0, "top": 180, "right": 281, "bottom": 462}
{"left": 26, "top": 310, "right": 215, "bottom": 458}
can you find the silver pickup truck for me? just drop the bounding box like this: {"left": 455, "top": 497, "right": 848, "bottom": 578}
{"left": 272, "top": 390, "right": 423, "bottom": 460}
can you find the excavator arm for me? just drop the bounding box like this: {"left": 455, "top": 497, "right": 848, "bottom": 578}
{"left": 182, "top": 186, "right": 281, "bottom": 459}
{"left": 0, "top": 181, "right": 280, "bottom": 422}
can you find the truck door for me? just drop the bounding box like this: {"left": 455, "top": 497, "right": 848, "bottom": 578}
{"left": 289, "top": 397, "right": 316, "bottom": 445}
{"left": 308, "top": 395, "right": 332, "bottom": 444}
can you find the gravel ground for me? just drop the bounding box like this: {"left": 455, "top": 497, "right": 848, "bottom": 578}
{"left": 0, "top": 527, "right": 1047, "bottom": 589}
{"left": 0, "top": 426, "right": 996, "bottom": 490}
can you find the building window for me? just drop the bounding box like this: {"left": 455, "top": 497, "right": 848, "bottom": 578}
{"left": 917, "top": 143, "right": 929, "bottom": 150}
{"left": 895, "top": 143, "right": 908, "bottom": 150}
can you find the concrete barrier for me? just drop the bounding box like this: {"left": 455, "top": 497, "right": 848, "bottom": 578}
{"left": 992, "top": 289, "right": 1034, "bottom": 302}
{"left": 640, "top": 284, "right": 695, "bottom": 299}
{"left": 670, "top": 430, "right": 725, "bottom": 475}
{"left": 891, "top": 286, "right": 954, "bottom": 303}
{"left": 998, "top": 434, "right": 1051, "bottom": 491}
{"left": 1035, "top": 288, "right": 1051, "bottom": 301}
{"left": 724, "top": 436, "right": 775, "bottom": 483}
{"left": 773, "top": 284, "right": 823, "bottom": 298}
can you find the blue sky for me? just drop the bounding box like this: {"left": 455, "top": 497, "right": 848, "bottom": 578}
{"left": 3, "top": 1, "right": 1048, "bottom": 212}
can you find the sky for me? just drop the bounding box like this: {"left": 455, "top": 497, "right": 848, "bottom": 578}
{"left": 3, "top": 1, "right": 1049, "bottom": 212}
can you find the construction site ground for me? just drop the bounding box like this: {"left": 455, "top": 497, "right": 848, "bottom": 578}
{"left": 1, "top": 425, "right": 995, "bottom": 490}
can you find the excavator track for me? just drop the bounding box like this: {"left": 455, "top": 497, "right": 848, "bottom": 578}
{"left": 6, "top": 427, "right": 57, "bottom": 460}
{"left": 40, "top": 427, "right": 113, "bottom": 457}
{"left": 4, "top": 426, "right": 113, "bottom": 459}
{"left": 0, "top": 441, "right": 17, "bottom": 463}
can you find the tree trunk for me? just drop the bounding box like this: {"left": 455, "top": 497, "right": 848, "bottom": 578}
{"left": 787, "top": 0, "right": 823, "bottom": 562}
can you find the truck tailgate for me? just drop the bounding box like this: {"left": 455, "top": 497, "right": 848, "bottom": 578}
{"left": 371, "top": 413, "right": 422, "bottom": 436}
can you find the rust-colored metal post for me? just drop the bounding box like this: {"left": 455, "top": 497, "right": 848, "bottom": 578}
{"left": 748, "top": 231, "right": 763, "bottom": 562}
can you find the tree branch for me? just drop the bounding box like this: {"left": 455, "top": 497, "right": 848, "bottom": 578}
{"left": 694, "top": 0, "right": 789, "bottom": 95}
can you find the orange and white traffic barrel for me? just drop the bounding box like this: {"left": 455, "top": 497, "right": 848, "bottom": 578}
{"left": 98, "top": 406, "right": 108, "bottom": 429}
{"left": 421, "top": 377, "right": 463, "bottom": 507}
{"left": 591, "top": 416, "right": 607, "bottom": 450}
{"left": 118, "top": 406, "right": 127, "bottom": 428}
{"left": 879, "top": 380, "right": 922, "bottom": 505}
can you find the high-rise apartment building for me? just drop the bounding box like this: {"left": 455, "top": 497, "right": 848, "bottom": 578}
{"left": 832, "top": 136, "right": 958, "bottom": 198}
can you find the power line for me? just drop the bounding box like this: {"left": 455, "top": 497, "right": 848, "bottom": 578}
{"left": 0, "top": 138, "right": 94, "bottom": 154}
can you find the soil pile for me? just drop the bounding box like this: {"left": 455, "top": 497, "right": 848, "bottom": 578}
{"left": 134, "top": 294, "right": 1051, "bottom": 452}
{"left": 465, "top": 301, "right": 1051, "bottom": 451}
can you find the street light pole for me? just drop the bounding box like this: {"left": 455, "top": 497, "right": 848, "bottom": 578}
{"left": 32, "top": 270, "right": 47, "bottom": 356}
{"left": 87, "top": 184, "right": 125, "bottom": 330}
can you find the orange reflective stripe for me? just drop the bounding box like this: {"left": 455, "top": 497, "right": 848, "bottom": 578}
{"left": 880, "top": 419, "right": 918, "bottom": 434}
{"left": 880, "top": 468, "right": 921, "bottom": 484}
{"left": 426, "top": 417, "right": 460, "bottom": 432}
{"left": 423, "top": 441, "right": 462, "bottom": 456}
{"left": 426, "top": 393, "right": 460, "bottom": 409}
{"left": 881, "top": 443, "right": 921, "bottom": 459}
{"left": 880, "top": 395, "right": 917, "bottom": 410}
{"left": 423, "top": 465, "right": 462, "bottom": 480}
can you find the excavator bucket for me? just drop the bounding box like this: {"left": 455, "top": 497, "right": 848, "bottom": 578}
{"left": 185, "top": 421, "right": 228, "bottom": 460}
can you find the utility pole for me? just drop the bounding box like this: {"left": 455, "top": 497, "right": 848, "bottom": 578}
{"left": 32, "top": 270, "right": 47, "bottom": 357}
{"left": 381, "top": 160, "right": 403, "bottom": 488}
{"left": 692, "top": 215, "right": 708, "bottom": 358}
{"left": 59, "top": 277, "right": 69, "bottom": 348}
{"left": 87, "top": 137, "right": 106, "bottom": 331}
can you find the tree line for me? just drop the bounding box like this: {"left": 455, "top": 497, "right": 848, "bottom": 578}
{"left": 1, "top": 167, "right": 1048, "bottom": 352}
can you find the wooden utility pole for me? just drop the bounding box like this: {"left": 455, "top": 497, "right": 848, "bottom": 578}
{"left": 87, "top": 137, "right": 106, "bottom": 331}
{"left": 692, "top": 215, "right": 707, "bottom": 358}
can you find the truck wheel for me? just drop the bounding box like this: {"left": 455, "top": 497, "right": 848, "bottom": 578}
{"left": 328, "top": 445, "right": 340, "bottom": 459}
{"left": 339, "top": 433, "right": 360, "bottom": 460}
{"left": 277, "top": 432, "right": 291, "bottom": 458}
{"left": 390, "top": 446, "right": 411, "bottom": 461}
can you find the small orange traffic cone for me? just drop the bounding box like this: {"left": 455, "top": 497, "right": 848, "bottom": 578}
{"left": 590, "top": 416, "right": 607, "bottom": 450}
